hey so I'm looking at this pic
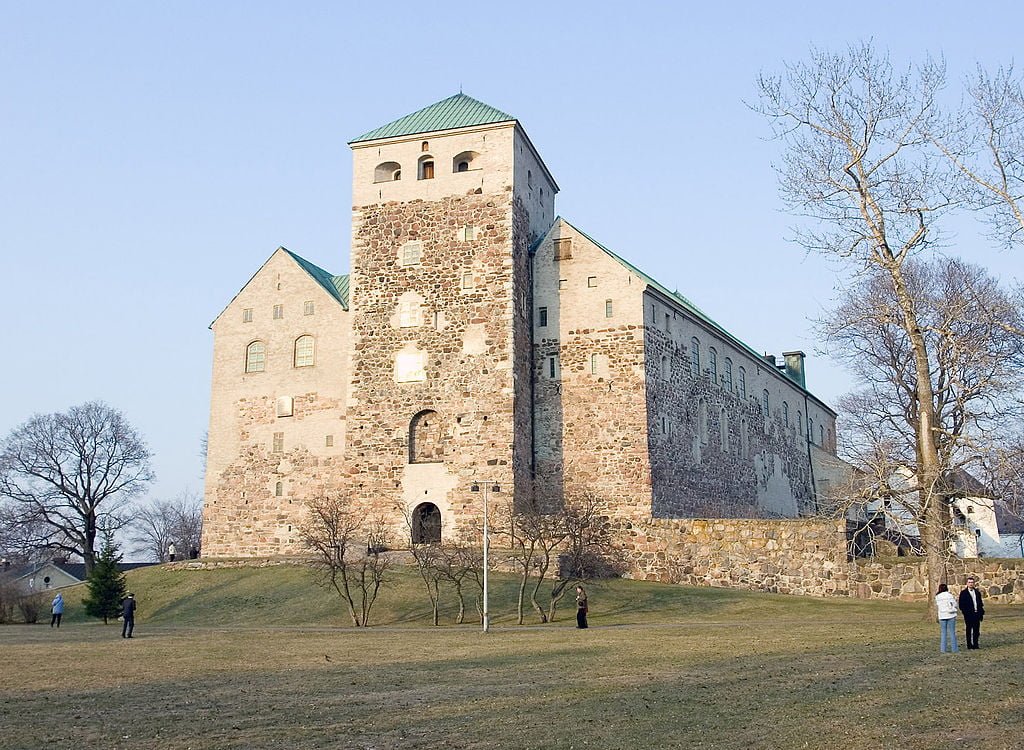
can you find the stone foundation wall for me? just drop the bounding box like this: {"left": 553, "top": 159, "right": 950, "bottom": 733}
{"left": 854, "top": 558, "right": 1024, "bottom": 604}
{"left": 614, "top": 517, "right": 851, "bottom": 597}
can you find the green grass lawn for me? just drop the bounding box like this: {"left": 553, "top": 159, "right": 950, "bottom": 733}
{"left": 2, "top": 564, "right": 1022, "bottom": 749}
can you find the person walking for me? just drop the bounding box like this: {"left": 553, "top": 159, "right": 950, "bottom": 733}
{"left": 50, "top": 592, "right": 64, "bottom": 628}
{"left": 575, "top": 585, "right": 589, "bottom": 629}
{"left": 935, "top": 583, "right": 959, "bottom": 653}
{"left": 121, "top": 592, "right": 137, "bottom": 638}
{"left": 958, "top": 576, "right": 985, "bottom": 650}
{"left": 168, "top": 542, "right": 176, "bottom": 562}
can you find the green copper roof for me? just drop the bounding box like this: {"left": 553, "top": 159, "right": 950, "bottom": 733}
{"left": 350, "top": 93, "right": 515, "bottom": 144}
{"left": 284, "top": 249, "right": 349, "bottom": 309}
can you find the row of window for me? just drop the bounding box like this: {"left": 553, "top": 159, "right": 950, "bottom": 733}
{"left": 243, "top": 301, "right": 315, "bottom": 323}
{"left": 537, "top": 299, "right": 614, "bottom": 327}
{"left": 373, "top": 147, "right": 481, "bottom": 183}
{"left": 245, "top": 336, "right": 315, "bottom": 372}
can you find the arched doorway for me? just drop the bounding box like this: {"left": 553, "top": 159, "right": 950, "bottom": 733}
{"left": 412, "top": 503, "right": 441, "bottom": 544}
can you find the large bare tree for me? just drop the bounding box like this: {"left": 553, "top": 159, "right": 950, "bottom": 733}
{"left": 758, "top": 43, "right": 963, "bottom": 610}
{"left": 0, "top": 402, "right": 153, "bottom": 574}
{"left": 129, "top": 489, "right": 204, "bottom": 562}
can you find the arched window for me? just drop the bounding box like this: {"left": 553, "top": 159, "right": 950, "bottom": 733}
{"left": 412, "top": 502, "right": 441, "bottom": 544}
{"left": 820, "top": 425, "right": 825, "bottom": 445}
{"left": 374, "top": 161, "right": 402, "bottom": 182}
{"left": 783, "top": 401, "right": 789, "bottom": 427}
{"left": 720, "top": 408, "right": 729, "bottom": 451}
{"left": 797, "top": 411, "right": 803, "bottom": 435}
{"left": 294, "top": 335, "right": 314, "bottom": 367}
{"left": 275, "top": 481, "right": 283, "bottom": 497}
{"left": 808, "top": 416, "right": 815, "bottom": 442}
{"left": 452, "top": 151, "right": 479, "bottom": 172}
{"left": 698, "top": 399, "right": 709, "bottom": 445}
{"left": 661, "top": 354, "right": 670, "bottom": 381}
{"left": 409, "top": 410, "right": 443, "bottom": 463}
{"left": 724, "top": 358, "right": 733, "bottom": 391}
{"left": 690, "top": 337, "right": 700, "bottom": 377}
{"left": 762, "top": 389, "right": 770, "bottom": 415}
{"left": 245, "top": 341, "right": 266, "bottom": 373}
{"left": 418, "top": 155, "right": 434, "bottom": 180}
{"left": 738, "top": 367, "right": 746, "bottom": 400}
{"left": 709, "top": 347, "right": 718, "bottom": 383}
{"left": 740, "top": 418, "right": 749, "bottom": 457}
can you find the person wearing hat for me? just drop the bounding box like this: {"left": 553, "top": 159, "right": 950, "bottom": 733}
{"left": 121, "top": 592, "right": 137, "bottom": 638}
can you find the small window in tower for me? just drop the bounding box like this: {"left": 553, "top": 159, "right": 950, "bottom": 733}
{"left": 325, "top": 435, "right": 334, "bottom": 448}
{"left": 421, "top": 141, "right": 429, "bottom": 152}
{"left": 605, "top": 299, "right": 613, "bottom": 318}
{"left": 273, "top": 304, "right": 283, "bottom": 320}
{"left": 275, "top": 481, "right": 283, "bottom": 497}
{"left": 304, "top": 301, "right": 314, "bottom": 316}
{"left": 458, "top": 225, "right": 477, "bottom": 241}
{"left": 273, "top": 432, "right": 284, "bottom": 452}
{"left": 665, "top": 313, "right": 671, "bottom": 332}
{"left": 242, "top": 308, "right": 253, "bottom": 323}
{"left": 461, "top": 272, "right": 474, "bottom": 290}
{"left": 538, "top": 307, "right": 548, "bottom": 327}
{"left": 590, "top": 353, "right": 598, "bottom": 375}
{"left": 588, "top": 276, "right": 598, "bottom": 288}
{"left": 457, "top": 161, "right": 469, "bottom": 172}
{"left": 418, "top": 156, "right": 434, "bottom": 180}
{"left": 558, "top": 279, "right": 567, "bottom": 290}
{"left": 661, "top": 416, "right": 667, "bottom": 435}
{"left": 554, "top": 238, "right": 573, "bottom": 260}
{"left": 547, "top": 356, "right": 558, "bottom": 379}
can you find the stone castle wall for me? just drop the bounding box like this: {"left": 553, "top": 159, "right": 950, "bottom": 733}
{"left": 854, "top": 558, "right": 1024, "bottom": 604}
{"left": 615, "top": 517, "right": 851, "bottom": 597}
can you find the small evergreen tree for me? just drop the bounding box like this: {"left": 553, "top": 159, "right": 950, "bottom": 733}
{"left": 83, "top": 535, "right": 127, "bottom": 624}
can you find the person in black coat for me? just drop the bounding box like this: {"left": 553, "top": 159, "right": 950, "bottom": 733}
{"left": 958, "top": 576, "right": 985, "bottom": 649}
{"left": 121, "top": 592, "right": 137, "bottom": 639}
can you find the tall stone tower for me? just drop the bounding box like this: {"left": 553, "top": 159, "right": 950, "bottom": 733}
{"left": 345, "top": 94, "right": 557, "bottom": 543}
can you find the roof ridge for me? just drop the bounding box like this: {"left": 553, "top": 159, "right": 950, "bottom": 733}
{"left": 283, "top": 249, "right": 350, "bottom": 310}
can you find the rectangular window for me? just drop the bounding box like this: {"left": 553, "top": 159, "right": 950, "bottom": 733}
{"left": 547, "top": 356, "right": 558, "bottom": 379}
{"left": 461, "top": 272, "right": 474, "bottom": 289}
{"left": 401, "top": 242, "right": 423, "bottom": 266}
{"left": 605, "top": 299, "right": 613, "bottom": 318}
{"left": 590, "top": 353, "right": 598, "bottom": 374}
{"left": 661, "top": 416, "right": 667, "bottom": 435}
{"left": 273, "top": 304, "right": 283, "bottom": 320}
{"left": 303, "top": 301, "right": 314, "bottom": 316}
{"left": 587, "top": 276, "right": 598, "bottom": 288}
{"left": 325, "top": 435, "right": 334, "bottom": 447}
{"left": 554, "top": 238, "right": 573, "bottom": 260}
{"left": 665, "top": 313, "right": 671, "bottom": 333}
{"left": 558, "top": 279, "right": 567, "bottom": 290}
{"left": 459, "top": 225, "right": 477, "bottom": 242}
{"left": 242, "top": 308, "right": 253, "bottom": 323}
{"left": 538, "top": 307, "right": 548, "bottom": 327}
{"left": 272, "top": 432, "right": 284, "bottom": 452}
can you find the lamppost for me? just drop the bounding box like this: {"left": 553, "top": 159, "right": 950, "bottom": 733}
{"left": 470, "top": 480, "right": 500, "bottom": 633}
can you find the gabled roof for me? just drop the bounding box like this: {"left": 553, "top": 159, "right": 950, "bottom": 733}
{"left": 350, "top": 93, "right": 515, "bottom": 144}
{"left": 283, "top": 249, "right": 350, "bottom": 309}
{"left": 555, "top": 217, "right": 836, "bottom": 413}
{"left": 209, "top": 247, "right": 349, "bottom": 328}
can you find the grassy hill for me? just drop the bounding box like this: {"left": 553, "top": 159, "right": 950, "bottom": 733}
{"left": 52, "top": 560, "right": 921, "bottom": 629}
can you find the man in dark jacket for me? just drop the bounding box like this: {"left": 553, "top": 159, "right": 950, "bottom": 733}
{"left": 958, "top": 577, "right": 985, "bottom": 649}
{"left": 121, "top": 592, "right": 137, "bottom": 639}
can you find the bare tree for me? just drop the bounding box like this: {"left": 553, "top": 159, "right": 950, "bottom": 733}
{"left": 129, "top": 490, "right": 203, "bottom": 562}
{"left": 544, "top": 494, "right": 614, "bottom": 623}
{"left": 0, "top": 402, "right": 153, "bottom": 574}
{"left": 757, "top": 43, "right": 989, "bottom": 613}
{"left": 300, "top": 492, "right": 389, "bottom": 627}
{"left": 821, "top": 257, "right": 1024, "bottom": 566}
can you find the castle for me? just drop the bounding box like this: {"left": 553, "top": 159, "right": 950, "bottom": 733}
{"left": 201, "top": 94, "right": 839, "bottom": 558}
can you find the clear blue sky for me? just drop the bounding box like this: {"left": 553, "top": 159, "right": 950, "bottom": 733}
{"left": 2, "top": 1, "right": 1023, "bottom": 502}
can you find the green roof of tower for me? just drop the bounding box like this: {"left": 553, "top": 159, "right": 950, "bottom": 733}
{"left": 350, "top": 93, "right": 515, "bottom": 144}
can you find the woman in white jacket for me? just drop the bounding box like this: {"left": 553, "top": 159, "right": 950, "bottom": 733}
{"left": 935, "top": 583, "right": 959, "bottom": 653}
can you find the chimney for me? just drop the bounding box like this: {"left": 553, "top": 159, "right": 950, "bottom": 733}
{"left": 763, "top": 353, "right": 777, "bottom": 366}
{"left": 783, "top": 351, "right": 806, "bottom": 388}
